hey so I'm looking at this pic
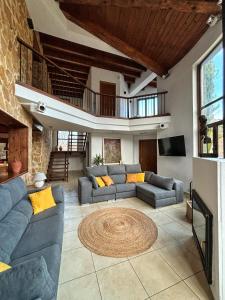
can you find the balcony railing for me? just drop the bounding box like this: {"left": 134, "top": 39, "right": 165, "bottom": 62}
{"left": 17, "top": 37, "right": 168, "bottom": 119}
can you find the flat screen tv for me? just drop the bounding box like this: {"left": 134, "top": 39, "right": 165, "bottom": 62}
{"left": 158, "top": 135, "right": 186, "bottom": 156}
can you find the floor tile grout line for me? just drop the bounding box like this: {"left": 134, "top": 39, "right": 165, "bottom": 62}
{"left": 182, "top": 278, "right": 201, "bottom": 300}
{"left": 128, "top": 259, "right": 150, "bottom": 298}
{"left": 91, "top": 252, "right": 103, "bottom": 300}
{"left": 59, "top": 270, "right": 96, "bottom": 286}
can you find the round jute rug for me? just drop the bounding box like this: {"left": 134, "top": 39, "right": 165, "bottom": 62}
{"left": 78, "top": 207, "right": 158, "bottom": 258}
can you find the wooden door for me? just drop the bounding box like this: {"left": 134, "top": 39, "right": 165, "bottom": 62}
{"left": 139, "top": 139, "right": 157, "bottom": 173}
{"left": 100, "top": 81, "right": 116, "bottom": 116}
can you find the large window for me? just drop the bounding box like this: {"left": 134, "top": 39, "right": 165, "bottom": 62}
{"left": 137, "top": 96, "right": 158, "bottom": 117}
{"left": 198, "top": 42, "right": 224, "bottom": 157}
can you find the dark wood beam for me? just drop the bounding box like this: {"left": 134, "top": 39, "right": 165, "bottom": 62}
{"left": 45, "top": 47, "right": 142, "bottom": 77}
{"left": 124, "top": 75, "right": 135, "bottom": 83}
{"left": 53, "top": 90, "right": 83, "bottom": 98}
{"left": 47, "top": 63, "right": 89, "bottom": 74}
{"left": 39, "top": 32, "right": 146, "bottom": 72}
{"left": 48, "top": 69, "right": 88, "bottom": 80}
{"left": 53, "top": 87, "right": 84, "bottom": 94}
{"left": 51, "top": 78, "right": 85, "bottom": 86}
{"left": 59, "top": 6, "right": 167, "bottom": 76}
{"left": 47, "top": 61, "right": 90, "bottom": 75}
{"left": 59, "top": 0, "right": 220, "bottom": 14}
{"left": 51, "top": 83, "right": 84, "bottom": 91}
{"left": 49, "top": 72, "right": 85, "bottom": 82}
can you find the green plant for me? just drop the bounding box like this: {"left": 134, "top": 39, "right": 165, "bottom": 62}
{"left": 92, "top": 154, "right": 104, "bottom": 166}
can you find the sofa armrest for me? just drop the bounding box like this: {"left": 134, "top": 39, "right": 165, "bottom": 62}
{"left": 173, "top": 179, "right": 184, "bottom": 203}
{"left": 78, "top": 177, "right": 93, "bottom": 204}
{"left": 0, "top": 256, "right": 55, "bottom": 300}
{"left": 51, "top": 185, "right": 64, "bottom": 204}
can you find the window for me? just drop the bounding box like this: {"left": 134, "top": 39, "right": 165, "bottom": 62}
{"left": 198, "top": 42, "right": 224, "bottom": 157}
{"left": 137, "top": 96, "right": 158, "bottom": 117}
{"left": 57, "top": 131, "right": 78, "bottom": 151}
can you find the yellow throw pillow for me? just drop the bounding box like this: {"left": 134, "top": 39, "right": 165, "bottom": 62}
{"left": 29, "top": 186, "right": 56, "bottom": 215}
{"left": 101, "top": 176, "right": 114, "bottom": 186}
{"left": 126, "top": 173, "right": 137, "bottom": 183}
{"left": 136, "top": 173, "right": 145, "bottom": 183}
{"left": 96, "top": 177, "right": 105, "bottom": 188}
{"left": 0, "top": 262, "right": 11, "bottom": 272}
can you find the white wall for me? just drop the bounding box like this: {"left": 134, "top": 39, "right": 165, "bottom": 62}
{"left": 25, "top": 0, "right": 127, "bottom": 57}
{"left": 68, "top": 156, "right": 84, "bottom": 171}
{"left": 89, "top": 132, "right": 134, "bottom": 165}
{"left": 157, "top": 21, "right": 222, "bottom": 192}
{"left": 193, "top": 157, "right": 225, "bottom": 300}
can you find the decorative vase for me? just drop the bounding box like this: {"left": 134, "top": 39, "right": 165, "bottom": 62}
{"left": 59, "top": 146, "right": 62, "bottom": 151}
{"left": 11, "top": 160, "right": 22, "bottom": 174}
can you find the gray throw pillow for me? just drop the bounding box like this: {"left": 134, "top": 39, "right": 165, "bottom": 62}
{"left": 89, "top": 175, "right": 98, "bottom": 189}
{"left": 145, "top": 171, "right": 154, "bottom": 183}
{"left": 0, "top": 256, "right": 55, "bottom": 300}
{"left": 149, "top": 174, "right": 174, "bottom": 191}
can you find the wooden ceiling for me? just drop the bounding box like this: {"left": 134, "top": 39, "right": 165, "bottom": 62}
{"left": 39, "top": 32, "right": 149, "bottom": 97}
{"left": 58, "top": 0, "right": 220, "bottom": 76}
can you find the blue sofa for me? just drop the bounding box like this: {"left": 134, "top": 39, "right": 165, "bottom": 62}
{"left": 0, "top": 177, "right": 64, "bottom": 300}
{"left": 78, "top": 164, "right": 184, "bottom": 208}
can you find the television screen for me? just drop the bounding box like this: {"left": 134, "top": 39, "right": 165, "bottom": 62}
{"left": 158, "top": 135, "right": 186, "bottom": 156}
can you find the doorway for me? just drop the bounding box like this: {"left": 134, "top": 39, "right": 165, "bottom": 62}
{"left": 139, "top": 139, "right": 157, "bottom": 173}
{"left": 100, "top": 81, "right": 116, "bottom": 116}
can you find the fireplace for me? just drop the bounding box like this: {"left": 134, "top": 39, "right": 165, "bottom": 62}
{"left": 192, "top": 189, "right": 213, "bottom": 284}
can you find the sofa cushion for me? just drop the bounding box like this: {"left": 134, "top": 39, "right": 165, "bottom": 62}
{"left": 11, "top": 244, "right": 61, "bottom": 284}
{"left": 107, "top": 164, "right": 125, "bottom": 175}
{"left": 30, "top": 203, "right": 64, "bottom": 223}
{"left": 0, "top": 189, "right": 12, "bottom": 221}
{"left": 125, "top": 164, "right": 142, "bottom": 173}
{"left": 137, "top": 184, "right": 175, "bottom": 200}
{"left": 11, "top": 213, "right": 63, "bottom": 260}
{"left": 149, "top": 174, "right": 174, "bottom": 191}
{"left": 13, "top": 199, "right": 33, "bottom": 222}
{"left": 0, "top": 210, "right": 29, "bottom": 263}
{"left": 86, "top": 165, "right": 108, "bottom": 177}
{"left": 0, "top": 177, "right": 27, "bottom": 206}
{"left": 92, "top": 185, "right": 116, "bottom": 197}
{"left": 0, "top": 256, "right": 55, "bottom": 300}
{"left": 145, "top": 171, "right": 154, "bottom": 182}
{"left": 89, "top": 174, "right": 98, "bottom": 189}
{"left": 110, "top": 174, "right": 126, "bottom": 184}
{"left": 116, "top": 183, "right": 136, "bottom": 193}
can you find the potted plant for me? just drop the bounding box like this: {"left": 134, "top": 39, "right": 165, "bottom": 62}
{"left": 92, "top": 154, "right": 104, "bottom": 166}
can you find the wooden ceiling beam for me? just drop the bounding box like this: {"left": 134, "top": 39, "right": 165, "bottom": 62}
{"left": 52, "top": 87, "right": 84, "bottom": 94}
{"left": 51, "top": 79, "right": 86, "bottom": 86}
{"left": 48, "top": 69, "right": 88, "bottom": 80}
{"left": 53, "top": 90, "right": 83, "bottom": 97}
{"left": 124, "top": 75, "right": 135, "bottom": 83}
{"left": 60, "top": 6, "right": 167, "bottom": 76}
{"left": 47, "top": 61, "right": 90, "bottom": 74}
{"left": 51, "top": 81, "right": 84, "bottom": 90}
{"left": 39, "top": 32, "right": 146, "bottom": 72}
{"left": 59, "top": 0, "right": 220, "bottom": 14}
{"left": 45, "top": 47, "right": 142, "bottom": 77}
{"left": 49, "top": 72, "right": 85, "bottom": 82}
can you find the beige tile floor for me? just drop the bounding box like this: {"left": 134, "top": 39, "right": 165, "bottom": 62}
{"left": 57, "top": 172, "right": 214, "bottom": 300}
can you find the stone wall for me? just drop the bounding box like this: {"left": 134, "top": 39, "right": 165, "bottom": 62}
{"left": 32, "top": 128, "right": 52, "bottom": 174}
{"left": 0, "top": 0, "right": 52, "bottom": 183}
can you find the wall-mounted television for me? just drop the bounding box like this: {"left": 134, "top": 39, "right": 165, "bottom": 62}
{"left": 158, "top": 135, "right": 186, "bottom": 156}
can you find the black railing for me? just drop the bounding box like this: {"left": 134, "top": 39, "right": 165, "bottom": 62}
{"left": 17, "top": 37, "right": 168, "bottom": 119}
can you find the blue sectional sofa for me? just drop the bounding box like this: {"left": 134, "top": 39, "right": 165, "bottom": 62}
{"left": 0, "top": 177, "right": 64, "bottom": 300}
{"left": 78, "top": 164, "right": 184, "bottom": 208}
